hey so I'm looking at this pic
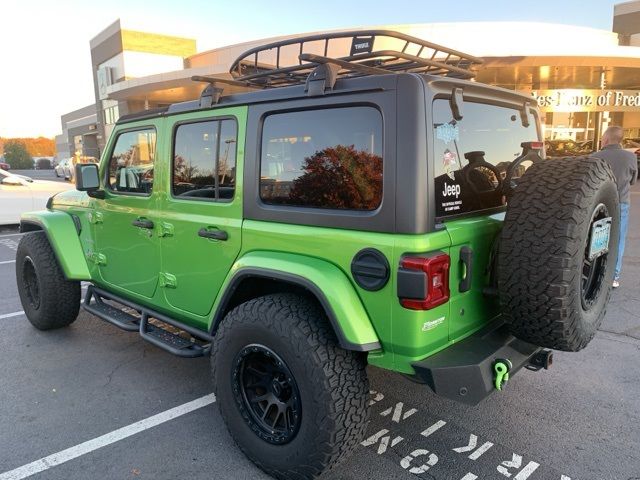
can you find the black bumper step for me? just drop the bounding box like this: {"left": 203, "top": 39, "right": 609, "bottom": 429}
{"left": 83, "top": 285, "right": 211, "bottom": 358}
{"left": 411, "top": 320, "right": 544, "bottom": 405}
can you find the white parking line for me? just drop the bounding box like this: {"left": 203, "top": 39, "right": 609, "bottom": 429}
{"left": 0, "top": 260, "right": 16, "bottom": 265}
{"left": 1, "top": 294, "right": 87, "bottom": 321}
{"left": 0, "top": 393, "right": 217, "bottom": 480}
{"left": 0, "top": 233, "right": 23, "bottom": 238}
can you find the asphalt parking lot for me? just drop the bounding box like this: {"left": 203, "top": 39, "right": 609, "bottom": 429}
{"left": 0, "top": 184, "right": 639, "bottom": 480}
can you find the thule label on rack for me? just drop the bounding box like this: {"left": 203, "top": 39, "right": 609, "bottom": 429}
{"left": 350, "top": 36, "right": 374, "bottom": 55}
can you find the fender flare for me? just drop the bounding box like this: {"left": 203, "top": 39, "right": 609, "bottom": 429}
{"left": 20, "top": 210, "right": 91, "bottom": 280}
{"left": 210, "top": 252, "right": 382, "bottom": 352}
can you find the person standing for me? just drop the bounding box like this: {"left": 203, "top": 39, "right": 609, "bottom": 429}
{"left": 592, "top": 126, "right": 638, "bottom": 288}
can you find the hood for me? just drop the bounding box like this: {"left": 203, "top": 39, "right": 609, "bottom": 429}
{"left": 51, "top": 188, "right": 92, "bottom": 208}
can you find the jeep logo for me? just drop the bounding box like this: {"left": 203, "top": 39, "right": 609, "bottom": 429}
{"left": 442, "top": 182, "right": 461, "bottom": 199}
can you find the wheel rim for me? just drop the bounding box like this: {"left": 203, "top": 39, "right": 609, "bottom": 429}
{"left": 232, "top": 344, "right": 302, "bottom": 445}
{"left": 22, "top": 256, "right": 41, "bottom": 310}
{"left": 581, "top": 203, "right": 609, "bottom": 310}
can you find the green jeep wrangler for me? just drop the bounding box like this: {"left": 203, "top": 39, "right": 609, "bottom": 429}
{"left": 16, "top": 31, "right": 619, "bottom": 479}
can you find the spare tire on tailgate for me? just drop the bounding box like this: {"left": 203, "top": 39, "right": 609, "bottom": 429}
{"left": 498, "top": 156, "right": 619, "bottom": 352}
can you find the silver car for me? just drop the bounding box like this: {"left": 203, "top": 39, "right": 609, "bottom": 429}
{"left": 54, "top": 158, "right": 74, "bottom": 181}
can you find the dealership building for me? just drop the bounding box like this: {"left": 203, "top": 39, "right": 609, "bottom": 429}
{"left": 57, "top": 1, "right": 640, "bottom": 159}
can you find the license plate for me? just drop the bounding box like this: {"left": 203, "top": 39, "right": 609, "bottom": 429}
{"left": 588, "top": 217, "right": 612, "bottom": 261}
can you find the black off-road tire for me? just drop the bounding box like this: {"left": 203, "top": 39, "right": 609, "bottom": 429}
{"left": 211, "top": 293, "right": 370, "bottom": 480}
{"left": 498, "top": 156, "right": 619, "bottom": 352}
{"left": 16, "top": 231, "right": 81, "bottom": 330}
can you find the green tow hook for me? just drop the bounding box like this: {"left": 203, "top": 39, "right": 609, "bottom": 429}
{"left": 493, "top": 359, "right": 513, "bottom": 391}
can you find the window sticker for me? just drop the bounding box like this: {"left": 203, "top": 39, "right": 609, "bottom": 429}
{"left": 440, "top": 179, "right": 463, "bottom": 213}
{"left": 435, "top": 123, "right": 459, "bottom": 144}
{"left": 443, "top": 149, "right": 457, "bottom": 179}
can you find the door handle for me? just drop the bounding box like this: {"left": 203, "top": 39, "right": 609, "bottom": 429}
{"left": 198, "top": 228, "right": 228, "bottom": 241}
{"left": 459, "top": 246, "right": 473, "bottom": 293}
{"left": 132, "top": 218, "right": 154, "bottom": 229}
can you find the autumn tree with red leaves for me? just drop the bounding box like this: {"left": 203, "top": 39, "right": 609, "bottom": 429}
{"left": 288, "top": 145, "right": 382, "bottom": 210}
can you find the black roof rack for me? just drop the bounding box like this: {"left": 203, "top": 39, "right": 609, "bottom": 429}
{"left": 116, "top": 106, "right": 169, "bottom": 124}
{"left": 229, "top": 30, "right": 483, "bottom": 88}
{"left": 191, "top": 75, "right": 264, "bottom": 107}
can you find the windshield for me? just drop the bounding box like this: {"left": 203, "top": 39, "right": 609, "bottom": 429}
{"left": 432, "top": 99, "right": 540, "bottom": 218}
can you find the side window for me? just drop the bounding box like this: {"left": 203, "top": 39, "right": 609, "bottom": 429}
{"left": 172, "top": 119, "right": 237, "bottom": 201}
{"left": 432, "top": 100, "right": 539, "bottom": 217}
{"left": 107, "top": 128, "right": 156, "bottom": 195}
{"left": 260, "top": 106, "right": 383, "bottom": 211}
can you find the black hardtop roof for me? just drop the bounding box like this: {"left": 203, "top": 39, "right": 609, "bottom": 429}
{"left": 116, "top": 72, "right": 535, "bottom": 126}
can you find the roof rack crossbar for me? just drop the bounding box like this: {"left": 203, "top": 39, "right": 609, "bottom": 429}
{"left": 191, "top": 75, "right": 262, "bottom": 88}
{"left": 191, "top": 75, "right": 264, "bottom": 108}
{"left": 229, "top": 29, "right": 483, "bottom": 88}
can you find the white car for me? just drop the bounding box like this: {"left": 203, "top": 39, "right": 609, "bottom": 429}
{"left": 0, "top": 169, "right": 74, "bottom": 225}
{"left": 54, "top": 158, "right": 74, "bottom": 180}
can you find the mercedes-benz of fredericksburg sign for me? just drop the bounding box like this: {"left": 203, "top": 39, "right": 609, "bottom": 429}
{"left": 531, "top": 89, "right": 640, "bottom": 112}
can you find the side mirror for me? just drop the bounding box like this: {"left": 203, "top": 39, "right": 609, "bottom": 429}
{"left": 76, "top": 163, "right": 100, "bottom": 191}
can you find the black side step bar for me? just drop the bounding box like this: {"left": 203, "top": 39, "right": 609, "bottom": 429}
{"left": 83, "top": 285, "right": 212, "bottom": 358}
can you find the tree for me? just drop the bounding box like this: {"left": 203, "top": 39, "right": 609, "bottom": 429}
{"left": 0, "top": 137, "right": 55, "bottom": 157}
{"left": 288, "top": 145, "right": 383, "bottom": 210}
{"left": 3, "top": 140, "right": 32, "bottom": 169}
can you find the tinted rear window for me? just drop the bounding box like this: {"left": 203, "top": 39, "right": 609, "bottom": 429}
{"left": 260, "top": 107, "right": 383, "bottom": 211}
{"left": 432, "top": 100, "right": 538, "bottom": 217}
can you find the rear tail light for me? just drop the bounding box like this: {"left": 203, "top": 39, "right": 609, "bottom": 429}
{"left": 524, "top": 141, "right": 544, "bottom": 150}
{"left": 398, "top": 253, "right": 450, "bottom": 310}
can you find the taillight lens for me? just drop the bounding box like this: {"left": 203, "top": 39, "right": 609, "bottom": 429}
{"left": 398, "top": 253, "right": 450, "bottom": 310}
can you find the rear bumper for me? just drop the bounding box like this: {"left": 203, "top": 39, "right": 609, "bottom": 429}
{"left": 411, "top": 320, "right": 547, "bottom": 405}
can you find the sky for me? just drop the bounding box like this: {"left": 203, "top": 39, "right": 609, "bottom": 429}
{"left": 0, "top": 0, "right": 623, "bottom": 138}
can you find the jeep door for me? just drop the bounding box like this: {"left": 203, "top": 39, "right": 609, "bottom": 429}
{"left": 431, "top": 97, "right": 540, "bottom": 340}
{"left": 158, "top": 108, "right": 244, "bottom": 326}
{"left": 94, "top": 125, "right": 161, "bottom": 299}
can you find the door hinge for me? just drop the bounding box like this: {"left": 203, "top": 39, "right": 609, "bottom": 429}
{"left": 159, "top": 272, "right": 177, "bottom": 289}
{"left": 159, "top": 222, "right": 174, "bottom": 237}
{"left": 87, "top": 251, "right": 107, "bottom": 266}
{"left": 88, "top": 211, "right": 104, "bottom": 224}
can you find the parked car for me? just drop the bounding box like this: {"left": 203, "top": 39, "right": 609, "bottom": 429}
{"left": 54, "top": 158, "right": 74, "bottom": 180}
{"left": 577, "top": 140, "right": 595, "bottom": 154}
{"left": 55, "top": 156, "right": 99, "bottom": 181}
{"left": 0, "top": 162, "right": 10, "bottom": 171}
{"left": 0, "top": 168, "right": 74, "bottom": 225}
{"left": 35, "top": 158, "right": 53, "bottom": 170}
{"left": 622, "top": 138, "right": 640, "bottom": 168}
{"left": 545, "top": 138, "right": 594, "bottom": 157}
{"left": 15, "top": 30, "right": 619, "bottom": 479}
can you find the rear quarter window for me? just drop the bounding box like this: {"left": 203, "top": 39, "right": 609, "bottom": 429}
{"left": 260, "top": 106, "right": 383, "bottom": 211}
